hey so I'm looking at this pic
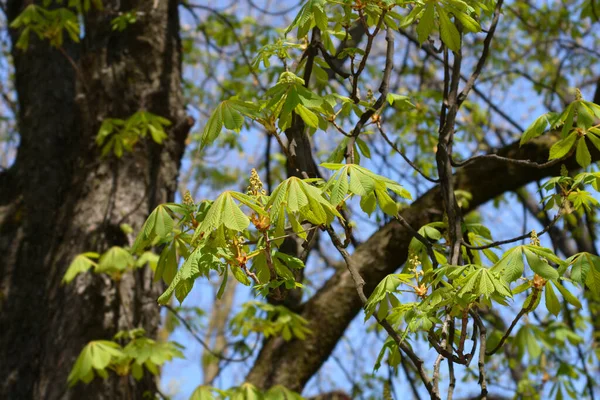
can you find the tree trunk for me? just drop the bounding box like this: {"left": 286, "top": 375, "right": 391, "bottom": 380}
{"left": 0, "top": 1, "right": 191, "bottom": 399}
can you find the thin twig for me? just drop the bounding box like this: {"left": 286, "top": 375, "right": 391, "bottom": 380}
{"left": 185, "top": 3, "right": 265, "bottom": 90}
{"left": 316, "top": 42, "right": 350, "bottom": 79}
{"left": 378, "top": 126, "right": 440, "bottom": 183}
{"left": 451, "top": 152, "right": 568, "bottom": 169}
{"left": 349, "top": 9, "right": 387, "bottom": 103}
{"left": 485, "top": 288, "right": 541, "bottom": 356}
{"left": 447, "top": 318, "right": 456, "bottom": 400}
{"left": 346, "top": 26, "right": 394, "bottom": 163}
{"left": 457, "top": 0, "right": 505, "bottom": 106}
{"left": 462, "top": 211, "right": 561, "bottom": 250}
{"left": 267, "top": 225, "right": 320, "bottom": 243}
{"left": 164, "top": 304, "right": 254, "bottom": 362}
{"left": 470, "top": 310, "right": 488, "bottom": 399}
{"left": 399, "top": 30, "right": 525, "bottom": 133}
{"left": 325, "top": 226, "right": 439, "bottom": 400}
{"left": 396, "top": 213, "right": 439, "bottom": 270}
{"left": 432, "top": 315, "right": 451, "bottom": 397}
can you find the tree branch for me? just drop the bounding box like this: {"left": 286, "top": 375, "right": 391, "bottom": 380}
{"left": 246, "top": 131, "right": 599, "bottom": 392}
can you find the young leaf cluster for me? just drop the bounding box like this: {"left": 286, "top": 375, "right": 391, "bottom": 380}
{"left": 67, "top": 329, "right": 184, "bottom": 387}
{"left": 96, "top": 111, "right": 171, "bottom": 157}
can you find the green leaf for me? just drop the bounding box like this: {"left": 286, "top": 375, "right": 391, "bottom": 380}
{"left": 478, "top": 269, "right": 495, "bottom": 296}
{"left": 375, "top": 186, "right": 398, "bottom": 217}
{"left": 553, "top": 280, "right": 582, "bottom": 309}
{"left": 356, "top": 137, "right": 371, "bottom": 159}
{"left": 520, "top": 113, "right": 556, "bottom": 145}
{"left": 549, "top": 131, "right": 577, "bottom": 160}
{"left": 196, "top": 192, "right": 251, "bottom": 237}
{"left": 330, "top": 168, "right": 349, "bottom": 206}
{"left": 416, "top": 3, "right": 435, "bottom": 43}
{"left": 267, "top": 177, "right": 341, "bottom": 229}
{"left": 568, "top": 189, "right": 599, "bottom": 212}
{"left": 222, "top": 194, "right": 251, "bottom": 231}
{"left": 190, "top": 386, "right": 217, "bottom": 400}
{"left": 157, "top": 247, "right": 216, "bottom": 304}
{"left": 155, "top": 243, "right": 178, "bottom": 284}
{"left": 585, "top": 129, "right": 600, "bottom": 153}
{"left": 561, "top": 105, "right": 575, "bottom": 138}
{"left": 97, "top": 246, "right": 135, "bottom": 275}
{"left": 67, "top": 341, "right": 124, "bottom": 386}
{"left": 321, "top": 164, "right": 411, "bottom": 215}
{"left": 201, "top": 104, "right": 224, "bottom": 149}
{"left": 284, "top": 0, "right": 326, "bottom": 38}
{"left": 492, "top": 246, "right": 525, "bottom": 283}
{"left": 216, "top": 269, "right": 229, "bottom": 299}
{"left": 524, "top": 248, "right": 559, "bottom": 280}
{"left": 155, "top": 206, "right": 174, "bottom": 239}
{"left": 221, "top": 101, "right": 244, "bottom": 131}
{"left": 575, "top": 138, "right": 591, "bottom": 168}
{"left": 295, "top": 103, "right": 319, "bottom": 128}
{"left": 450, "top": 7, "right": 481, "bottom": 33}
{"left": 63, "top": 253, "right": 99, "bottom": 283}
{"left": 386, "top": 93, "right": 415, "bottom": 109}
{"left": 365, "top": 274, "right": 413, "bottom": 319}
{"left": 231, "top": 265, "right": 251, "bottom": 286}
{"left": 568, "top": 252, "right": 594, "bottom": 284}
{"left": 437, "top": 8, "right": 461, "bottom": 52}
{"left": 544, "top": 281, "right": 560, "bottom": 316}
{"left": 586, "top": 264, "right": 600, "bottom": 298}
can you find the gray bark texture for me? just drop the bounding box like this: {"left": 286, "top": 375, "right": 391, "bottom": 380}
{"left": 0, "top": 1, "right": 191, "bottom": 399}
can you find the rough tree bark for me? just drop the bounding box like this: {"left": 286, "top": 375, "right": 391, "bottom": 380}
{"left": 247, "top": 134, "right": 599, "bottom": 392}
{"left": 0, "top": 1, "right": 191, "bottom": 399}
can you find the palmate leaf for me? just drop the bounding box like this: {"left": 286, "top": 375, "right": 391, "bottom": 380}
{"left": 67, "top": 341, "right": 125, "bottom": 386}
{"left": 549, "top": 131, "right": 578, "bottom": 160}
{"left": 62, "top": 252, "right": 100, "bottom": 283}
{"left": 520, "top": 112, "right": 559, "bottom": 145}
{"left": 321, "top": 163, "right": 412, "bottom": 217}
{"left": 284, "top": 0, "right": 327, "bottom": 38}
{"left": 364, "top": 274, "right": 413, "bottom": 320}
{"left": 492, "top": 245, "right": 561, "bottom": 283}
{"left": 264, "top": 385, "right": 304, "bottom": 400}
{"left": 230, "top": 301, "right": 312, "bottom": 341}
{"left": 96, "top": 246, "right": 135, "bottom": 275}
{"left": 190, "top": 386, "right": 219, "bottom": 400}
{"left": 567, "top": 252, "right": 600, "bottom": 297}
{"left": 193, "top": 191, "right": 263, "bottom": 241}
{"left": 266, "top": 177, "right": 341, "bottom": 239}
{"left": 567, "top": 189, "right": 599, "bottom": 212}
{"left": 123, "top": 337, "right": 184, "bottom": 380}
{"left": 264, "top": 72, "right": 331, "bottom": 131}
{"left": 410, "top": 1, "right": 481, "bottom": 51}
{"left": 200, "top": 99, "right": 260, "bottom": 149}
{"left": 157, "top": 246, "right": 224, "bottom": 305}
{"left": 457, "top": 267, "right": 511, "bottom": 299}
{"left": 131, "top": 204, "right": 180, "bottom": 254}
